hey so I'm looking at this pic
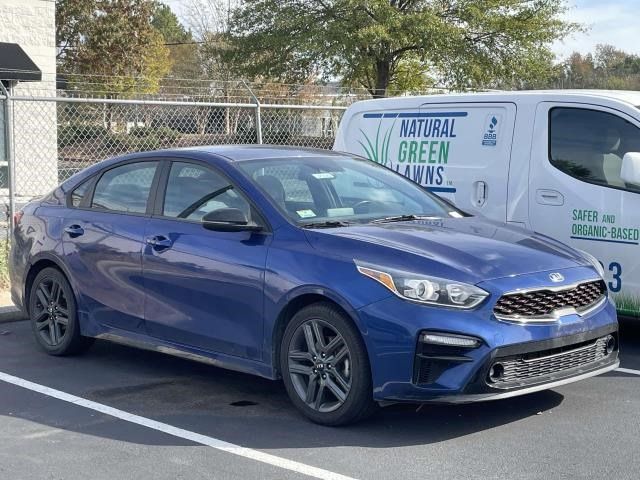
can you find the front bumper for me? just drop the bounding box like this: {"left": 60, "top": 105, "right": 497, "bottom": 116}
{"left": 425, "top": 360, "right": 619, "bottom": 404}
{"left": 416, "top": 325, "right": 619, "bottom": 403}
{"left": 357, "top": 266, "right": 619, "bottom": 403}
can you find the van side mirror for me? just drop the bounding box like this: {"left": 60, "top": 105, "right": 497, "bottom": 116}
{"left": 621, "top": 152, "right": 640, "bottom": 186}
{"left": 201, "top": 208, "right": 263, "bottom": 232}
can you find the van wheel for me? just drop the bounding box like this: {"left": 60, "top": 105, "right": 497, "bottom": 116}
{"left": 280, "top": 302, "right": 378, "bottom": 426}
{"left": 28, "top": 267, "right": 93, "bottom": 356}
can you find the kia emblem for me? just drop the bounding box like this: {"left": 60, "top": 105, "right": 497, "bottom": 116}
{"left": 549, "top": 272, "right": 565, "bottom": 283}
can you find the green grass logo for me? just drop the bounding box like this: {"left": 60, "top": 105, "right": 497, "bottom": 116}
{"left": 613, "top": 292, "right": 640, "bottom": 318}
{"left": 358, "top": 118, "right": 396, "bottom": 166}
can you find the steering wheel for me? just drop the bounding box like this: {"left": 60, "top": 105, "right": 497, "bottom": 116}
{"left": 353, "top": 200, "right": 383, "bottom": 214}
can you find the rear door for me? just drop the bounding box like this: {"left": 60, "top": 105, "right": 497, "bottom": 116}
{"left": 528, "top": 103, "right": 640, "bottom": 315}
{"left": 62, "top": 160, "right": 160, "bottom": 333}
{"left": 342, "top": 102, "right": 516, "bottom": 220}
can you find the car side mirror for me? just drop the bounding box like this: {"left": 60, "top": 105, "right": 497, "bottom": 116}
{"left": 201, "top": 208, "right": 263, "bottom": 232}
{"left": 621, "top": 152, "right": 640, "bottom": 186}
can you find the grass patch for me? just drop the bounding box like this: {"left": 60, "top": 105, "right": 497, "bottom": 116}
{"left": 613, "top": 293, "right": 640, "bottom": 318}
{"left": 0, "top": 239, "right": 9, "bottom": 291}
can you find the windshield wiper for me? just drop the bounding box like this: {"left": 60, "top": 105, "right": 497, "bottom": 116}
{"left": 301, "top": 220, "right": 352, "bottom": 229}
{"left": 370, "top": 214, "right": 438, "bottom": 224}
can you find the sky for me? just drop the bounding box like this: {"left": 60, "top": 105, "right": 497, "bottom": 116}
{"left": 554, "top": 0, "right": 640, "bottom": 58}
{"left": 165, "top": 0, "right": 640, "bottom": 60}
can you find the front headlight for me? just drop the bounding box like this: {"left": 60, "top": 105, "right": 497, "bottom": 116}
{"left": 577, "top": 249, "right": 605, "bottom": 278}
{"left": 355, "top": 260, "right": 489, "bottom": 309}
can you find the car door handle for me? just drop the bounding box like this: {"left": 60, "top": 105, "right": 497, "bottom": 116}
{"left": 146, "top": 235, "right": 172, "bottom": 249}
{"left": 535, "top": 189, "right": 564, "bottom": 206}
{"left": 64, "top": 225, "right": 84, "bottom": 237}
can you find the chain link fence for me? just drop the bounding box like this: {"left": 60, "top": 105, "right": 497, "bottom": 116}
{"left": 2, "top": 85, "right": 349, "bottom": 218}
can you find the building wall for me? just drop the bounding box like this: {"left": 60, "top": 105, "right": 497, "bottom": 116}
{"left": 0, "top": 0, "right": 57, "bottom": 197}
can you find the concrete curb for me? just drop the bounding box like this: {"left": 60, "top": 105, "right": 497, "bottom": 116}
{"left": 0, "top": 305, "right": 27, "bottom": 324}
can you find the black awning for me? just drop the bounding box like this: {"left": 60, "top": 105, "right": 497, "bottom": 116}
{"left": 0, "top": 43, "right": 42, "bottom": 82}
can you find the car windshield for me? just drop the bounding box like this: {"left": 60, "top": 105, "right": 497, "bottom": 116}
{"left": 238, "top": 155, "right": 464, "bottom": 226}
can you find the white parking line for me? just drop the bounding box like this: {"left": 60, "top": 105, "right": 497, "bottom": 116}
{"left": 617, "top": 367, "right": 640, "bottom": 376}
{"left": 0, "top": 371, "right": 357, "bottom": 480}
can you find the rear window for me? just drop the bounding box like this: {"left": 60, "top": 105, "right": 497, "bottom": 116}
{"left": 91, "top": 162, "right": 158, "bottom": 214}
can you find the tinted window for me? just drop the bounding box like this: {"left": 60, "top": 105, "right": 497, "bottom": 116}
{"left": 239, "top": 155, "right": 459, "bottom": 224}
{"left": 71, "top": 179, "right": 91, "bottom": 207}
{"left": 92, "top": 162, "right": 158, "bottom": 213}
{"left": 163, "top": 162, "right": 254, "bottom": 222}
{"left": 550, "top": 108, "right": 640, "bottom": 192}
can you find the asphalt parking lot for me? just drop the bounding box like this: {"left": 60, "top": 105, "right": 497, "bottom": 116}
{"left": 1, "top": 318, "right": 639, "bottom": 480}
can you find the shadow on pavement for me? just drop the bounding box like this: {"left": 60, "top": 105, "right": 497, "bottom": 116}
{"left": 0, "top": 321, "right": 567, "bottom": 451}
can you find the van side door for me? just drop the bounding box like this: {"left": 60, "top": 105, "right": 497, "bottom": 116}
{"left": 343, "top": 102, "right": 517, "bottom": 220}
{"left": 528, "top": 102, "right": 640, "bottom": 315}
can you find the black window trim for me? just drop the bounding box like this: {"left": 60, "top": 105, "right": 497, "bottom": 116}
{"left": 151, "top": 157, "right": 272, "bottom": 233}
{"left": 66, "top": 158, "right": 163, "bottom": 217}
{"left": 547, "top": 105, "right": 640, "bottom": 195}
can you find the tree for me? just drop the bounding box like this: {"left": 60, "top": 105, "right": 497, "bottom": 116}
{"left": 227, "top": 0, "right": 580, "bottom": 97}
{"left": 56, "top": 0, "right": 95, "bottom": 61}
{"left": 552, "top": 45, "right": 640, "bottom": 90}
{"left": 57, "top": 0, "right": 172, "bottom": 96}
{"left": 152, "top": 2, "right": 201, "bottom": 80}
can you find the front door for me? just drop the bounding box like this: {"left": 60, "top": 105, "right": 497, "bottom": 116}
{"left": 528, "top": 103, "right": 640, "bottom": 316}
{"left": 142, "top": 160, "right": 270, "bottom": 359}
{"left": 62, "top": 160, "right": 159, "bottom": 332}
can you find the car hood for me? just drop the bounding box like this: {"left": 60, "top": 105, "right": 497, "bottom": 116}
{"left": 304, "top": 217, "right": 590, "bottom": 283}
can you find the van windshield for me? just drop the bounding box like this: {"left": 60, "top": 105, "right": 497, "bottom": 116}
{"left": 238, "top": 155, "right": 465, "bottom": 227}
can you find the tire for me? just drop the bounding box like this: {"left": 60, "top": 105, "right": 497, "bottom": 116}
{"left": 280, "top": 302, "right": 378, "bottom": 426}
{"left": 28, "top": 267, "right": 93, "bottom": 356}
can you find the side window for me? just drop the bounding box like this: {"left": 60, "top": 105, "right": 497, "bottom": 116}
{"left": 71, "top": 179, "right": 92, "bottom": 207}
{"left": 163, "top": 162, "right": 254, "bottom": 222}
{"left": 91, "top": 161, "right": 158, "bottom": 213}
{"left": 550, "top": 108, "right": 640, "bottom": 193}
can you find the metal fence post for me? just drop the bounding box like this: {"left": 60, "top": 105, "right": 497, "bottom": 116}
{"left": 0, "top": 82, "right": 15, "bottom": 228}
{"left": 242, "top": 81, "right": 263, "bottom": 144}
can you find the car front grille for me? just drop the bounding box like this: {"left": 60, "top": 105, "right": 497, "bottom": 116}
{"left": 488, "top": 335, "right": 614, "bottom": 388}
{"left": 493, "top": 280, "right": 606, "bottom": 321}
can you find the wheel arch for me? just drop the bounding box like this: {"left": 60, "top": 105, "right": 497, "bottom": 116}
{"left": 270, "top": 287, "right": 369, "bottom": 379}
{"left": 24, "top": 254, "right": 74, "bottom": 316}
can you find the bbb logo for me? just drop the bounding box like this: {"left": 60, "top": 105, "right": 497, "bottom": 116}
{"left": 549, "top": 272, "right": 565, "bottom": 283}
{"left": 482, "top": 114, "right": 500, "bottom": 146}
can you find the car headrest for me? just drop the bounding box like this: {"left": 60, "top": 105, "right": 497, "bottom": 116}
{"left": 255, "top": 175, "right": 286, "bottom": 206}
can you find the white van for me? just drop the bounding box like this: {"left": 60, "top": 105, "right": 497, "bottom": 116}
{"left": 334, "top": 90, "right": 640, "bottom": 317}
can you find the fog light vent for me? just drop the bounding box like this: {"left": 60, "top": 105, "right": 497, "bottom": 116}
{"left": 488, "top": 362, "right": 505, "bottom": 383}
{"left": 605, "top": 335, "right": 616, "bottom": 355}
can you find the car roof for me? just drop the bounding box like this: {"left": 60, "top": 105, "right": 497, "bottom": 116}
{"left": 58, "top": 145, "right": 349, "bottom": 191}
{"left": 181, "top": 145, "right": 347, "bottom": 162}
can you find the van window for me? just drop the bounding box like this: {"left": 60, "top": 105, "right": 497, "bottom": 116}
{"left": 549, "top": 108, "right": 640, "bottom": 193}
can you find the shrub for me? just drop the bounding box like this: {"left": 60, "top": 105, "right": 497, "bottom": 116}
{"left": 58, "top": 125, "right": 108, "bottom": 148}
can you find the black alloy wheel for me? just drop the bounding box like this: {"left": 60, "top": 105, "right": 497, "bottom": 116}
{"left": 288, "top": 318, "right": 352, "bottom": 413}
{"left": 281, "top": 302, "right": 377, "bottom": 425}
{"left": 29, "top": 267, "right": 93, "bottom": 355}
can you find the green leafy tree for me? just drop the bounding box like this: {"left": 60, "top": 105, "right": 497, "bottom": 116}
{"left": 57, "top": 0, "right": 172, "bottom": 96}
{"left": 227, "top": 0, "right": 579, "bottom": 97}
{"left": 152, "top": 2, "right": 202, "bottom": 79}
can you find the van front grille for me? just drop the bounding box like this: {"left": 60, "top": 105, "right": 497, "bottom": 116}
{"left": 493, "top": 280, "right": 606, "bottom": 321}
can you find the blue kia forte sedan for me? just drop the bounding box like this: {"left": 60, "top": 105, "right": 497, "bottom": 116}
{"left": 10, "top": 146, "right": 619, "bottom": 425}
